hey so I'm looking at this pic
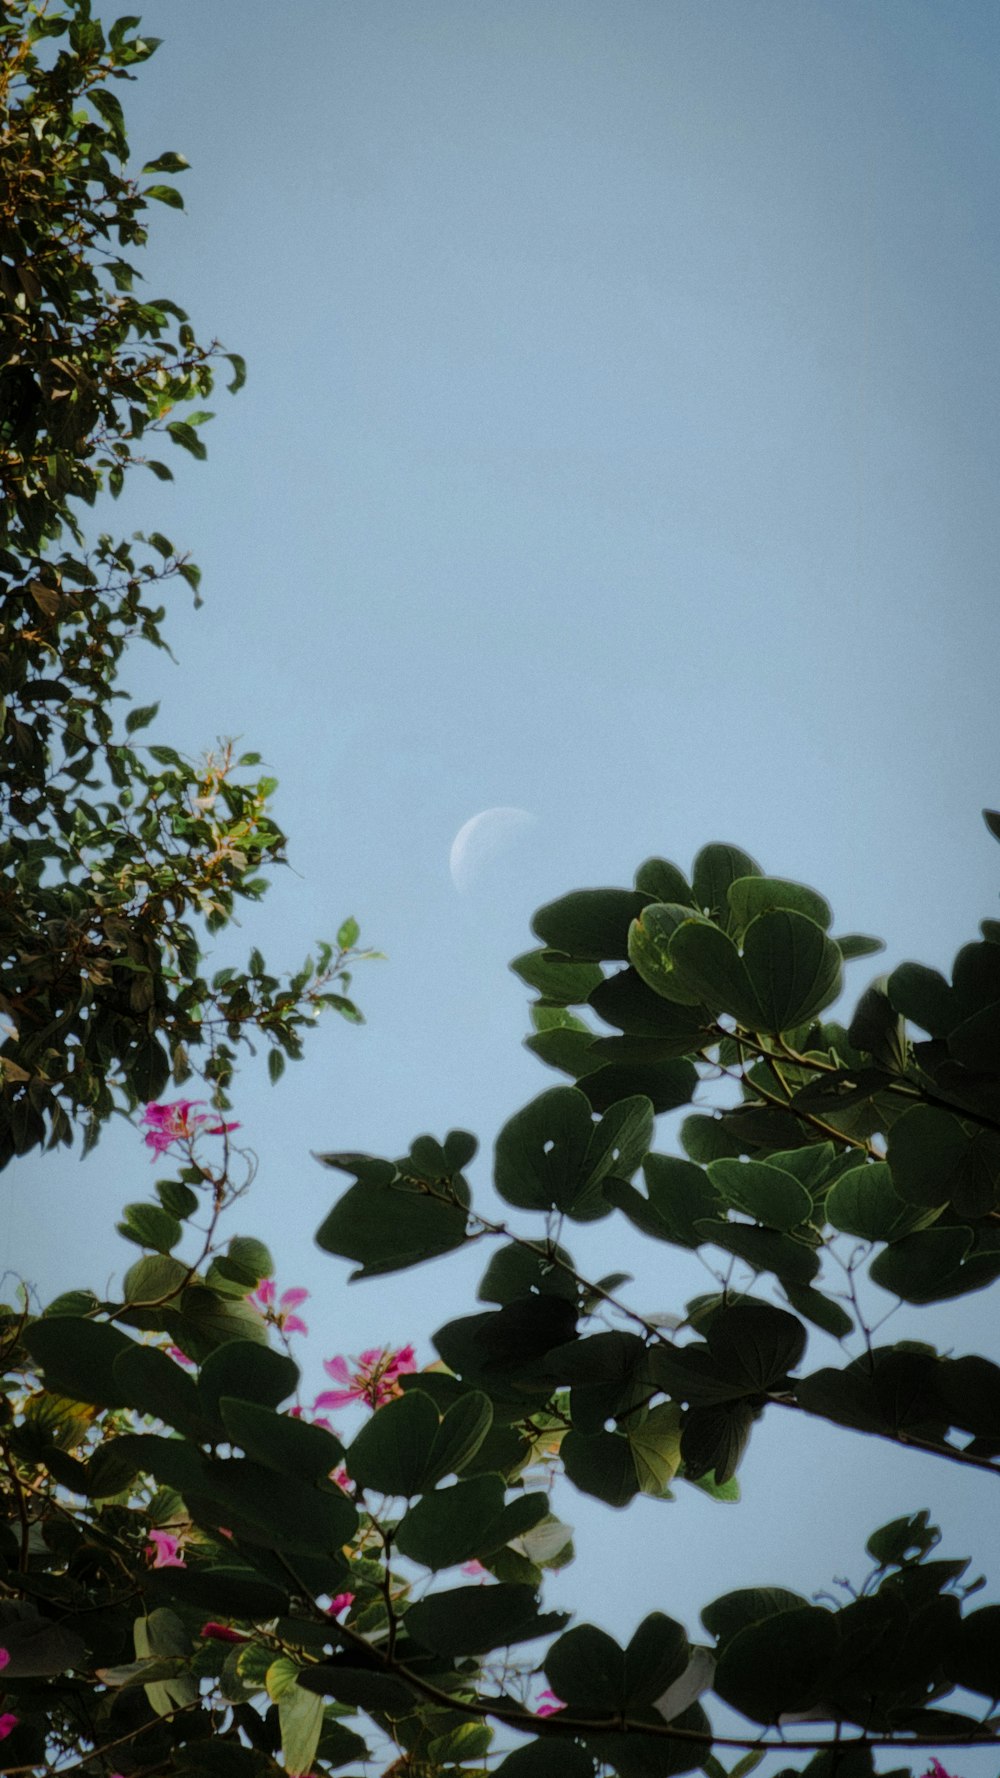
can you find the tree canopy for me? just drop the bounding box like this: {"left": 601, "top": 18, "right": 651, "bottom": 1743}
{"left": 0, "top": 0, "right": 373, "bottom": 1168}
{"left": 3, "top": 6, "right": 999, "bottom": 1778}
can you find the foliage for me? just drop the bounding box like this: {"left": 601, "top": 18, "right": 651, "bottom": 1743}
{"left": 4, "top": 830, "right": 1000, "bottom": 1776}
{"left": 0, "top": 0, "right": 374, "bottom": 1166}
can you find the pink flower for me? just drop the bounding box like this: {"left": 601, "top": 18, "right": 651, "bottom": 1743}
{"left": 166, "top": 1344, "right": 195, "bottom": 1367}
{"left": 146, "top": 1529, "right": 185, "bottom": 1569}
{"left": 248, "top": 1278, "right": 309, "bottom": 1336}
{"left": 461, "top": 1560, "right": 488, "bottom": 1580}
{"left": 922, "top": 1765, "right": 960, "bottom": 1778}
{"left": 0, "top": 1648, "right": 7, "bottom": 1671}
{"left": 315, "top": 1344, "right": 417, "bottom": 1411}
{"left": 330, "top": 1465, "right": 352, "bottom": 1493}
{"left": 0, "top": 1714, "right": 18, "bottom": 1741}
{"left": 327, "top": 1592, "right": 355, "bottom": 1618}
{"left": 200, "top": 1622, "right": 250, "bottom": 1643}
{"left": 140, "top": 1100, "right": 240, "bottom": 1157}
{"left": 536, "top": 1690, "right": 565, "bottom": 1717}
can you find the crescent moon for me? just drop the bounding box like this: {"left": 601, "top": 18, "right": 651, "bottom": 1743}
{"left": 449, "top": 807, "right": 537, "bottom": 893}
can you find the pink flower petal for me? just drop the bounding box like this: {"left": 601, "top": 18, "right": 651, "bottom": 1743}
{"left": 200, "top": 1622, "right": 249, "bottom": 1643}
{"left": 279, "top": 1287, "right": 309, "bottom": 1310}
{"left": 314, "top": 1386, "right": 362, "bottom": 1410}
{"left": 327, "top": 1592, "right": 355, "bottom": 1617}
{"left": 282, "top": 1314, "right": 309, "bottom": 1336}
{"left": 536, "top": 1689, "right": 565, "bottom": 1717}
{"left": 0, "top": 1648, "right": 8, "bottom": 1671}
{"left": 146, "top": 1529, "right": 185, "bottom": 1569}
{"left": 322, "top": 1356, "right": 353, "bottom": 1386}
{"left": 0, "top": 1714, "right": 18, "bottom": 1742}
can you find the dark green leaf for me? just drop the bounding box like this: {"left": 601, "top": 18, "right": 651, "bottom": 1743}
{"left": 532, "top": 889, "right": 651, "bottom": 960}
{"left": 706, "top": 1158, "right": 813, "bottom": 1231}
{"left": 22, "top": 1316, "right": 134, "bottom": 1407}
{"left": 198, "top": 1341, "right": 299, "bottom": 1426}
{"left": 741, "top": 910, "right": 843, "bottom": 1031}
{"left": 561, "top": 1430, "right": 638, "bottom": 1506}
{"left": 345, "top": 1388, "right": 439, "bottom": 1496}
{"left": 511, "top": 948, "right": 605, "bottom": 1004}
{"left": 219, "top": 1398, "right": 344, "bottom": 1480}
{"left": 316, "top": 1176, "right": 468, "bottom": 1277}
{"left": 406, "top": 1582, "right": 566, "bottom": 1655}
{"left": 713, "top": 1605, "right": 838, "bottom": 1722}
{"left": 888, "top": 1105, "right": 1000, "bottom": 1218}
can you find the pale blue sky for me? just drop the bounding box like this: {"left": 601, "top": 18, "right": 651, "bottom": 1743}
{"left": 13, "top": 3, "right": 1000, "bottom": 1766}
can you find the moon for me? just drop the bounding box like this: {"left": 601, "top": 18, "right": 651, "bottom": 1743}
{"left": 449, "top": 807, "right": 537, "bottom": 893}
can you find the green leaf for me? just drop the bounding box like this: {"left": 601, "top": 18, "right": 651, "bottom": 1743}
{"left": 494, "top": 1741, "right": 596, "bottom": 1776}
{"left": 406, "top": 1582, "right": 567, "bottom": 1656}
{"left": 561, "top": 1429, "right": 639, "bottom": 1506}
{"left": 176, "top": 1286, "right": 271, "bottom": 1356}
{"left": 706, "top": 1159, "right": 813, "bottom": 1231}
{"left": 156, "top": 1179, "right": 200, "bottom": 1219}
{"left": 316, "top": 1175, "right": 469, "bottom": 1277}
{"left": 117, "top": 1200, "right": 182, "bottom": 1253}
{"left": 669, "top": 920, "right": 766, "bottom": 1025}
{"left": 693, "top": 1219, "right": 820, "bottom": 1286}
{"left": 511, "top": 948, "right": 604, "bottom": 1004}
{"left": 635, "top": 856, "right": 694, "bottom": 903}
{"left": 478, "top": 1241, "right": 578, "bottom": 1305}
{"left": 886, "top": 961, "right": 955, "bottom": 1037}
{"left": 297, "top": 1662, "right": 419, "bottom": 1713}
{"left": 826, "top": 1161, "right": 939, "bottom": 1241}
{"left": 219, "top": 1398, "right": 345, "bottom": 1480}
{"left": 532, "top": 888, "right": 652, "bottom": 960}
{"left": 423, "top": 1389, "right": 495, "bottom": 1485}
{"left": 741, "top": 910, "right": 843, "bottom": 1031}
{"left": 277, "top": 1672, "right": 325, "bottom": 1778}
{"left": 494, "top": 1086, "right": 594, "bottom": 1215}
{"left": 702, "top": 1586, "right": 810, "bottom": 1646}
{"left": 124, "top": 699, "right": 159, "bottom": 733}
{"left": 680, "top": 1402, "right": 756, "bottom": 1483}
{"left": 149, "top": 1566, "right": 288, "bottom": 1621}
{"left": 122, "top": 1252, "right": 188, "bottom": 1305}
{"left": 128, "top": 1034, "right": 171, "bottom": 1100}
{"left": 336, "top": 915, "right": 360, "bottom": 949}
{"left": 142, "top": 151, "right": 190, "bottom": 173}
{"left": 144, "top": 182, "right": 184, "bottom": 208}
{"left": 626, "top": 1401, "right": 683, "bottom": 1496}
{"left": 590, "top": 966, "right": 711, "bottom": 1045}
{"left": 198, "top": 1340, "right": 299, "bottom": 1426}
{"left": 692, "top": 844, "right": 763, "bottom": 917}
{"left": 544, "top": 1623, "right": 624, "bottom": 1713}
{"left": 727, "top": 875, "right": 832, "bottom": 937}
{"left": 713, "top": 1605, "right": 838, "bottom": 1722}
{"left": 23, "top": 1316, "right": 134, "bottom": 1407}
{"left": 832, "top": 933, "right": 886, "bottom": 961}
{"left": 628, "top": 903, "right": 718, "bottom": 1007}
{"left": 113, "top": 1343, "right": 206, "bottom": 1435}
{"left": 395, "top": 1474, "right": 512, "bottom": 1569}
{"left": 187, "top": 1456, "right": 357, "bottom": 1555}
{"left": 869, "top": 1226, "right": 979, "bottom": 1303}
{"left": 888, "top": 1105, "right": 1000, "bottom": 1217}
{"left": 346, "top": 1388, "right": 439, "bottom": 1496}
{"left": 949, "top": 1603, "right": 1000, "bottom": 1698}
{"left": 705, "top": 1302, "right": 807, "bottom": 1391}
{"left": 0, "top": 1611, "right": 86, "bottom": 1678}
{"left": 780, "top": 1282, "right": 853, "bottom": 1339}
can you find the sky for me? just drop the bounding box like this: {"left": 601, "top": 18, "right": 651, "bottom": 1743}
{"left": 12, "top": 1, "right": 1000, "bottom": 1768}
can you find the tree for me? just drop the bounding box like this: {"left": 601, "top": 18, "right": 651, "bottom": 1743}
{"left": 0, "top": 0, "right": 373, "bottom": 1168}
{"left": 4, "top": 6, "right": 1000, "bottom": 1777}
{"left": 4, "top": 828, "right": 1000, "bottom": 1776}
